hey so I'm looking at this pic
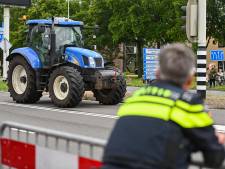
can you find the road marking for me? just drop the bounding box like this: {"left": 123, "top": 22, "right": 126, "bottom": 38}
{"left": 0, "top": 102, "right": 118, "bottom": 120}
{"left": 0, "top": 91, "right": 9, "bottom": 95}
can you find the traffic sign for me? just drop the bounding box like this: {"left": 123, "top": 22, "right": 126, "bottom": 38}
{"left": 0, "top": 27, "right": 3, "bottom": 42}
{"left": 0, "top": 38, "right": 12, "bottom": 51}
{"left": 0, "top": 0, "right": 31, "bottom": 7}
{"left": 210, "top": 50, "right": 224, "bottom": 61}
{"left": 143, "top": 48, "right": 160, "bottom": 80}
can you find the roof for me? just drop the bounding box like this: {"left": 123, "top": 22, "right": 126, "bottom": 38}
{"left": 26, "top": 18, "right": 84, "bottom": 26}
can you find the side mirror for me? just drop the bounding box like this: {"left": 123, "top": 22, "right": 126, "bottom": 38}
{"left": 38, "top": 26, "right": 45, "bottom": 33}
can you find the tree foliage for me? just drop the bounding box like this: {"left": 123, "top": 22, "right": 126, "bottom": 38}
{"left": 105, "top": 0, "right": 185, "bottom": 76}
{"left": 207, "top": 0, "right": 225, "bottom": 46}
{"left": 0, "top": 0, "right": 224, "bottom": 75}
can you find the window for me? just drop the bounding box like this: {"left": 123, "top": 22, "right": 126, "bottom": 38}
{"left": 55, "top": 26, "right": 83, "bottom": 49}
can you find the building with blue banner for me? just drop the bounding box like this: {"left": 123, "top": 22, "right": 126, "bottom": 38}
{"left": 207, "top": 39, "right": 225, "bottom": 71}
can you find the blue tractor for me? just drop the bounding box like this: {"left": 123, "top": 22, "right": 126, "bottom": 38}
{"left": 7, "top": 17, "right": 126, "bottom": 108}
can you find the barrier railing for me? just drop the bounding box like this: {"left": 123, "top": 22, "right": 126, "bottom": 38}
{"left": 0, "top": 121, "right": 224, "bottom": 169}
{"left": 0, "top": 121, "right": 106, "bottom": 169}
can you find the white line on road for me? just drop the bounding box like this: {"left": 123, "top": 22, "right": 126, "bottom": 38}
{"left": 0, "top": 102, "right": 118, "bottom": 120}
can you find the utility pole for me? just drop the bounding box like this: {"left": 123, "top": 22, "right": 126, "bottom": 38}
{"left": 196, "top": 0, "right": 207, "bottom": 99}
{"left": 181, "top": 0, "right": 207, "bottom": 99}
{"left": 3, "top": 7, "right": 10, "bottom": 80}
{"left": 67, "top": 0, "right": 70, "bottom": 19}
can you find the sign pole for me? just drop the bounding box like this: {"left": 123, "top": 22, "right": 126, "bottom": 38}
{"left": 67, "top": 0, "right": 70, "bottom": 19}
{"left": 3, "top": 7, "right": 10, "bottom": 80}
{"left": 196, "top": 0, "right": 207, "bottom": 99}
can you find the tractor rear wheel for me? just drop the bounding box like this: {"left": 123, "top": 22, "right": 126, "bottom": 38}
{"left": 8, "top": 56, "right": 42, "bottom": 103}
{"left": 93, "top": 76, "right": 126, "bottom": 105}
{"left": 49, "top": 66, "right": 84, "bottom": 108}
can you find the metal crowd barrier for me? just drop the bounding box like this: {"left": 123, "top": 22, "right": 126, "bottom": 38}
{"left": 0, "top": 121, "right": 106, "bottom": 169}
{"left": 0, "top": 121, "right": 224, "bottom": 169}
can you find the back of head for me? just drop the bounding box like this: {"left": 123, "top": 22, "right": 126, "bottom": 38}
{"left": 159, "top": 43, "right": 196, "bottom": 86}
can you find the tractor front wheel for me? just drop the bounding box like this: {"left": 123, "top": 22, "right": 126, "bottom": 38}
{"left": 93, "top": 77, "right": 126, "bottom": 105}
{"left": 8, "top": 56, "right": 42, "bottom": 103}
{"left": 49, "top": 66, "right": 84, "bottom": 108}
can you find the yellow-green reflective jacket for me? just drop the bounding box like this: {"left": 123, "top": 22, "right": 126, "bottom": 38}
{"left": 118, "top": 82, "right": 213, "bottom": 128}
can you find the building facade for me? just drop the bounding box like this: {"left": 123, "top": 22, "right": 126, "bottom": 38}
{"left": 207, "top": 39, "right": 225, "bottom": 71}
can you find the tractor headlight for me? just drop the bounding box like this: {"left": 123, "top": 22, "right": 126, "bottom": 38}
{"left": 88, "top": 57, "right": 96, "bottom": 68}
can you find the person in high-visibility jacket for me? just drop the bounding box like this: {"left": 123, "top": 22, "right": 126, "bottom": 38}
{"left": 102, "top": 43, "right": 225, "bottom": 169}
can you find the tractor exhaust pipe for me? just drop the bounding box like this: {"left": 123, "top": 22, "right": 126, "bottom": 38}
{"left": 50, "top": 17, "right": 56, "bottom": 66}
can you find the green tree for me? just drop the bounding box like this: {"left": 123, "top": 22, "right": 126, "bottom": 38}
{"left": 8, "top": 0, "right": 225, "bottom": 77}
{"left": 9, "top": 0, "right": 68, "bottom": 47}
{"left": 207, "top": 0, "right": 225, "bottom": 46}
{"left": 89, "top": 0, "right": 118, "bottom": 60}
{"left": 107, "top": 0, "right": 185, "bottom": 77}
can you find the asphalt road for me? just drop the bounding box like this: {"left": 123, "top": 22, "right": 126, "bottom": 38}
{"left": 0, "top": 90, "right": 224, "bottom": 140}
{"left": 0, "top": 90, "right": 225, "bottom": 168}
{"left": 0, "top": 92, "right": 118, "bottom": 140}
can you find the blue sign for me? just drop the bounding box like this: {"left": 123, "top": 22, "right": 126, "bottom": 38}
{"left": 0, "top": 34, "right": 3, "bottom": 42}
{"left": 210, "top": 50, "right": 224, "bottom": 61}
{"left": 0, "top": 27, "right": 3, "bottom": 42}
{"left": 143, "top": 48, "right": 160, "bottom": 80}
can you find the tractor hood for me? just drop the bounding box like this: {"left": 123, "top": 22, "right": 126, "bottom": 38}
{"left": 65, "top": 47, "right": 104, "bottom": 68}
{"left": 66, "top": 47, "right": 102, "bottom": 58}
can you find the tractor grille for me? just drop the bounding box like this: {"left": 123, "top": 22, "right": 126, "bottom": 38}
{"left": 95, "top": 58, "right": 103, "bottom": 67}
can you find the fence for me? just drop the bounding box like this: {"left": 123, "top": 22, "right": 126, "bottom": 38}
{"left": 0, "top": 121, "right": 224, "bottom": 169}
{"left": 0, "top": 121, "right": 106, "bottom": 169}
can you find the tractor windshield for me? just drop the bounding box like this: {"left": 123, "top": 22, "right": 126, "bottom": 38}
{"left": 55, "top": 26, "right": 83, "bottom": 49}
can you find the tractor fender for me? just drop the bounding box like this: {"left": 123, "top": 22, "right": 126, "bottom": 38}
{"left": 7, "top": 47, "right": 42, "bottom": 69}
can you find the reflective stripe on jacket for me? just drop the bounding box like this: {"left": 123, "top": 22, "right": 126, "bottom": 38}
{"left": 118, "top": 85, "right": 213, "bottom": 128}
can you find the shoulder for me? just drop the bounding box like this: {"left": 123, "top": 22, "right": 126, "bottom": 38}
{"left": 173, "top": 92, "right": 213, "bottom": 128}
{"left": 175, "top": 91, "right": 205, "bottom": 115}
{"left": 180, "top": 92, "right": 204, "bottom": 105}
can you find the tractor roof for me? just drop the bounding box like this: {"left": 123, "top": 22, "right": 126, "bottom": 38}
{"left": 26, "top": 18, "right": 84, "bottom": 26}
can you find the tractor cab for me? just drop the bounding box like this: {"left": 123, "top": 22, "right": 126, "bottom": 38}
{"left": 26, "top": 18, "right": 85, "bottom": 67}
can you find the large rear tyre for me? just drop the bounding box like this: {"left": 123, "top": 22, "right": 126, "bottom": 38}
{"left": 8, "top": 56, "right": 42, "bottom": 103}
{"left": 93, "top": 77, "right": 126, "bottom": 105}
{"left": 49, "top": 66, "right": 84, "bottom": 108}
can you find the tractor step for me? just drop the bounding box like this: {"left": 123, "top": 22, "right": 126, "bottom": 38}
{"left": 36, "top": 70, "right": 50, "bottom": 91}
{"left": 40, "top": 74, "right": 49, "bottom": 77}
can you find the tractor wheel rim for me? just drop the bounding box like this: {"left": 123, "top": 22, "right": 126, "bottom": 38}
{"left": 12, "top": 65, "right": 28, "bottom": 95}
{"left": 53, "top": 75, "right": 69, "bottom": 100}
